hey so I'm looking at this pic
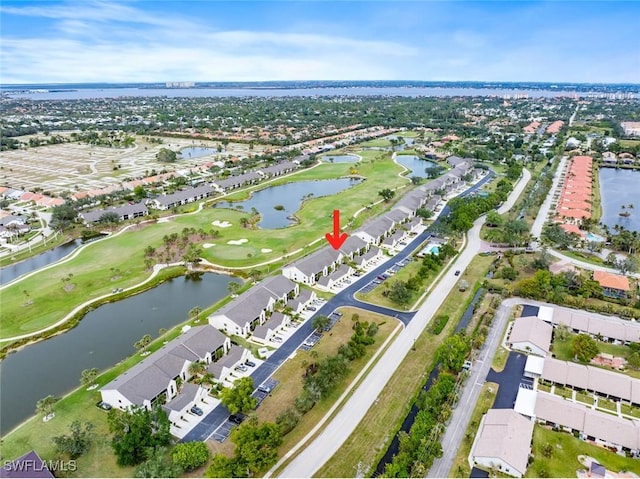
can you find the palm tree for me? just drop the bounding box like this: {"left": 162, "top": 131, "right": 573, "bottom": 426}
{"left": 80, "top": 368, "right": 99, "bottom": 387}
{"left": 189, "top": 306, "right": 202, "bottom": 323}
{"left": 188, "top": 361, "right": 206, "bottom": 379}
{"left": 227, "top": 281, "right": 241, "bottom": 296}
{"left": 36, "top": 395, "right": 58, "bottom": 416}
{"left": 134, "top": 334, "right": 152, "bottom": 354}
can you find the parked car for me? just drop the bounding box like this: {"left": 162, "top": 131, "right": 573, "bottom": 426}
{"left": 272, "top": 336, "right": 283, "bottom": 343}
{"left": 245, "top": 360, "right": 256, "bottom": 367}
{"left": 228, "top": 414, "right": 246, "bottom": 425}
{"left": 190, "top": 406, "right": 204, "bottom": 416}
{"left": 454, "top": 270, "right": 461, "bottom": 276}
{"left": 258, "top": 385, "right": 272, "bottom": 394}
{"left": 376, "top": 275, "right": 386, "bottom": 281}
{"left": 235, "top": 364, "right": 248, "bottom": 372}
{"left": 307, "top": 306, "right": 317, "bottom": 311}
{"left": 96, "top": 400, "right": 112, "bottom": 411}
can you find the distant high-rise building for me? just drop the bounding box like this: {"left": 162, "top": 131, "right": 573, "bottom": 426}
{"left": 165, "top": 81, "right": 195, "bottom": 88}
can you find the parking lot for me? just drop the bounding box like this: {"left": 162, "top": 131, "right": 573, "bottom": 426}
{"left": 299, "top": 331, "right": 323, "bottom": 351}
{"left": 357, "top": 257, "right": 414, "bottom": 295}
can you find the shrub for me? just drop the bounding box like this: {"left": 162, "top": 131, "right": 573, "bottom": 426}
{"left": 172, "top": 441, "right": 210, "bottom": 471}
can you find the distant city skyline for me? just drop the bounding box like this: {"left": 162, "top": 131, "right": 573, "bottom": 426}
{"left": 1, "top": 0, "right": 639, "bottom": 85}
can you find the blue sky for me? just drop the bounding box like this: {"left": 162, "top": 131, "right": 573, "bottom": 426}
{"left": 1, "top": 1, "right": 639, "bottom": 84}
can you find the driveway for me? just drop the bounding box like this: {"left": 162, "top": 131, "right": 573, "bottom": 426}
{"left": 485, "top": 351, "right": 527, "bottom": 409}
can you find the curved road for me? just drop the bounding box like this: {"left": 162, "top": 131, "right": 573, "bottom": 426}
{"left": 274, "top": 169, "right": 531, "bottom": 477}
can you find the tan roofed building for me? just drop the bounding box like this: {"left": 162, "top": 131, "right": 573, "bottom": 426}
{"left": 469, "top": 409, "right": 534, "bottom": 477}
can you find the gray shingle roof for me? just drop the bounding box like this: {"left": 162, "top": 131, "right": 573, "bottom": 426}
{"left": 101, "top": 325, "right": 225, "bottom": 405}
{"left": 289, "top": 247, "right": 341, "bottom": 276}
{"left": 253, "top": 312, "right": 287, "bottom": 339}
{"left": 181, "top": 325, "right": 228, "bottom": 358}
{"left": 163, "top": 383, "right": 200, "bottom": 412}
{"left": 207, "top": 345, "right": 244, "bottom": 378}
{"left": 80, "top": 202, "right": 148, "bottom": 223}
{"left": 358, "top": 216, "right": 394, "bottom": 240}
{"left": 339, "top": 235, "right": 367, "bottom": 256}
{"left": 153, "top": 184, "right": 213, "bottom": 207}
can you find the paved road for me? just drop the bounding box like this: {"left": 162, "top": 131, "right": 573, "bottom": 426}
{"left": 184, "top": 173, "right": 496, "bottom": 442}
{"left": 531, "top": 155, "right": 567, "bottom": 240}
{"left": 427, "top": 298, "right": 514, "bottom": 477}
{"left": 275, "top": 170, "right": 531, "bottom": 477}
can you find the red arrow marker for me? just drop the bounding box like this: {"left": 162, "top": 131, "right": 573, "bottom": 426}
{"left": 325, "top": 209, "right": 348, "bottom": 250}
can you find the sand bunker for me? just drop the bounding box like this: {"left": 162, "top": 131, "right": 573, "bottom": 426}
{"left": 227, "top": 239, "right": 248, "bottom": 245}
{"left": 203, "top": 243, "right": 216, "bottom": 248}
{"left": 261, "top": 248, "right": 273, "bottom": 253}
{"left": 212, "top": 220, "right": 232, "bottom": 228}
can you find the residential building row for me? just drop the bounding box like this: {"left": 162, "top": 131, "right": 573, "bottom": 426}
{"left": 283, "top": 156, "right": 477, "bottom": 286}
{"left": 100, "top": 274, "right": 315, "bottom": 423}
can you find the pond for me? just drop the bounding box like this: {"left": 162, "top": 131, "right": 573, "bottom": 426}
{"left": 320, "top": 154, "right": 360, "bottom": 163}
{"left": 599, "top": 168, "right": 640, "bottom": 232}
{"left": 0, "top": 239, "right": 82, "bottom": 285}
{"left": 395, "top": 155, "right": 438, "bottom": 178}
{"left": 0, "top": 273, "right": 233, "bottom": 435}
{"left": 179, "top": 147, "right": 220, "bottom": 159}
{"left": 226, "top": 178, "right": 362, "bottom": 229}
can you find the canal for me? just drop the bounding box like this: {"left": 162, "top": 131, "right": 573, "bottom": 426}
{"left": 0, "top": 239, "right": 82, "bottom": 285}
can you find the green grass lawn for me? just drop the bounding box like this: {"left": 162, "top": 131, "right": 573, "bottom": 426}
{"left": 575, "top": 391, "right": 594, "bottom": 405}
{"left": 355, "top": 249, "right": 435, "bottom": 309}
{"left": 358, "top": 138, "right": 393, "bottom": 148}
{"left": 526, "top": 425, "right": 639, "bottom": 478}
{"left": 597, "top": 397, "right": 618, "bottom": 412}
{"left": 253, "top": 308, "right": 400, "bottom": 474}
{"left": 316, "top": 255, "right": 493, "bottom": 478}
{"left": 1, "top": 155, "right": 407, "bottom": 341}
{"left": 621, "top": 403, "right": 640, "bottom": 418}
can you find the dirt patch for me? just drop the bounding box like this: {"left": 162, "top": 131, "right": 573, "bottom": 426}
{"left": 64, "top": 284, "right": 75, "bottom": 292}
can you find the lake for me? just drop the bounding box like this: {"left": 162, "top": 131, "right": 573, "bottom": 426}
{"left": 395, "top": 155, "right": 438, "bottom": 177}
{"left": 4, "top": 86, "right": 600, "bottom": 101}
{"left": 0, "top": 273, "right": 233, "bottom": 435}
{"left": 226, "top": 178, "right": 362, "bottom": 229}
{"left": 320, "top": 154, "right": 360, "bottom": 163}
{"left": 0, "top": 239, "right": 82, "bottom": 285}
{"left": 179, "top": 147, "right": 219, "bottom": 159}
{"left": 599, "top": 168, "right": 640, "bottom": 232}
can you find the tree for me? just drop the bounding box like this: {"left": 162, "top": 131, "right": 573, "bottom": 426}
{"left": 156, "top": 148, "right": 177, "bottom": 163}
{"left": 485, "top": 210, "right": 503, "bottom": 227}
{"left": 36, "top": 395, "right": 58, "bottom": 416}
{"left": 52, "top": 421, "right": 94, "bottom": 459}
{"left": 188, "top": 361, "right": 206, "bottom": 378}
{"left": 436, "top": 334, "right": 470, "bottom": 372}
{"left": 231, "top": 418, "right": 283, "bottom": 476}
{"left": 206, "top": 454, "right": 236, "bottom": 477}
{"left": 378, "top": 188, "right": 396, "bottom": 202}
{"left": 615, "top": 256, "right": 638, "bottom": 275}
{"left": 312, "top": 315, "right": 331, "bottom": 331}
{"left": 172, "top": 441, "right": 210, "bottom": 472}
{"left": 98, "top": 211, "right": 121, "bottom": 224}
{"left": 50, "top": 202, "right": 78, "bottom": 230}
{"left": 189, "top": 306, "right": 202, "bottom": 322}
{"left": 133, "top": 185, "right": 147, "bottom": 200}
{"left": 227, "top": 281, "right": 241, "bottom": 295}
{"left": 108, "top": 405, "right": 171, "bottom": 466}
{"left": 571, "top": 334, "right": 599, "bottom": 362}
{"left": 555, "top": 323, "right": 570, "bottom": 341}
{"left": 135, "top": 446, "right": 182, "bottom": 478}
{"left": 416, "top": 207, "right": 433, "bottom": 219}
{"left": 220, "top": 377, "right": 257, "bottom": 415}
{"left": 80, "top": 368, "right": 99, "bottom": 387}
{"left": 388, "top": 280, "right": 412, "bottom": 305}
{"left": 134, "top": 334, "right": 152, "bottom": 354}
